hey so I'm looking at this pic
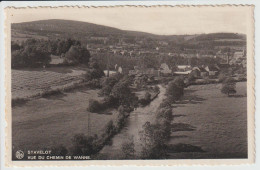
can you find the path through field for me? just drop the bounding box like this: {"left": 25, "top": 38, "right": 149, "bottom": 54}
{"left": 99, "top": 85, "right": 166, "bottom": 159}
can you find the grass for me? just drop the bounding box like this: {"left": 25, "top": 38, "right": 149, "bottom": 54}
{"left": 168, "top": 82, "right": 247, "bottom": 158}
{"left": 12, "top": 87, "right": 119, "bottom": 153}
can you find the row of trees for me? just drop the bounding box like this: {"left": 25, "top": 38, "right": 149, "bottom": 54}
{"left": 137, "top": 77, "right": 185, "bottom": 159}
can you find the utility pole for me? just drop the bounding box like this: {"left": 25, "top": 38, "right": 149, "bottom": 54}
{"left": 88, "top": 112, "right": 91, "bottom": 136}
{"left": 106, "top": 54, "right": 110, "bottom": 77}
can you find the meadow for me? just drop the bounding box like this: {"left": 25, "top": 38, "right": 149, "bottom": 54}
{"left": 12, "top": 87, "right": 119, "bottom": 153}
{"left": 168, "top": 82, "right": 247, "bottom": 158}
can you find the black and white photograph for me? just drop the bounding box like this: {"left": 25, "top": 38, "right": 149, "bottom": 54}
{"left": 4, "top": 5, "right": 254, "bottom": 165}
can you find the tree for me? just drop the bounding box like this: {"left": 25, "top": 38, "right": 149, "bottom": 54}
{"left": 221, "top": 77, "right": 236, "bottom": 97}
{"left": 100, "top": 73, "right": 122, "bottom": 96}
{"left": 139, "top": 122, "right": 168, "bottom": 159}
{"left": 85, "top": 59, "right": 105, "bottom": 80}
{"left": 166, "top": 77, "right": 185, "bottom": 102}
{"left": 111, "top": 78, "right": 135, "bottom": 106}
{"left": 12, "top": 43, "right": 51, "bottom": 68}
{"left": 64, "top": 45, "right": 90, "bottom": 65}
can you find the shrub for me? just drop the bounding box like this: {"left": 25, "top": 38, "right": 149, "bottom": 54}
{"left": 159, "top": 98, "right": 172, "bottom": 108}
{"left": 144, "top": 92, "right": 151, "bottom": 101}
{"left": 221, "top": 77, "right": 236, "bottom": 97}
{"left": 154, "top": 85, "right": 160, "bottom": 93}
{"left": 87, "top": 99, "right": 101, "bottom": 112}
{"left": 70, "top": 134, "right": 97, "bottom": 156}
{"left": 121, "top": 136, "right": 135, "bottom": 159}
{"left": 115, "top": 113, "right": 126, "bottom": 131}
{"left": 105, "top": 120, "right": 116, "bottom": 137}
{"left": 86, "top": 79, "right": 101, "bottom": 88}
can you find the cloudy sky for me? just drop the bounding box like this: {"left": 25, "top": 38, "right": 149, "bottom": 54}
{"left": 9, "top": 6, "right": 250, "bottom": 35}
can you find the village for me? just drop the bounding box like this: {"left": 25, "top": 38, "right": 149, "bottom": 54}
{"left": 102, "top": 48, "right": 247, "bottom": 88}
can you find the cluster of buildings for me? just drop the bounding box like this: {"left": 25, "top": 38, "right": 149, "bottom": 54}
{"left": 105, "top": 48, "right": 246, "bottom": 82}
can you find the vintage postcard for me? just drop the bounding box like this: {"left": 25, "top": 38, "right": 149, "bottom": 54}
{"left": 4, "top": 5, "right": 254, "bottom": 166}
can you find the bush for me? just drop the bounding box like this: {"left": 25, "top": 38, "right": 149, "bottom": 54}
{"left": 144, "top": 92, "right": 151, "bottom": 101}
{"left": 159, "top": 98, "right": 172, "bottom": 108}
{"left": 105, "top": 120, "right": 116, "bottom": 136}
{"left": 87, "top": 99, "right": 101, "bottom": 112}
{"left": 70, "top": 134, "right": 97, "bottom": 156}
{"left": 121, "top": 136, "right": 135, "bottom": 159}
{"left": 86, "top": 79, "right": 101, "bottom": 88}
{"left": 221, "top": 77, "right": 236, "bottom": 97}
{"left": 154, "top": 85, "right": 160, "bottom": 93}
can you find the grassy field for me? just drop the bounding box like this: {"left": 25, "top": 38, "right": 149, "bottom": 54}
{"left": 12, "top": 67, "right": 86, "bottom": 99}
{"left": 12, "top": 87, "right": 119, "bottom": 153}
{"left": 168, "top": 82, "right": 247, "bottom": 158}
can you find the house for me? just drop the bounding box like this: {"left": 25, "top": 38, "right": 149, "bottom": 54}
{"left": 177, "top": 65, "right": 192, "bottom": 72}
{"left": 173, "top": 70, "right": 192, "bottom": 75}
{"left": 104, "top": 70, "right": 117, "bottom": 77}
{"left": 173, "top": 65, "right": 192, "bottom": 76}
{"left": 198, "top": 67, "right": 209, "bottom": 78}
{"left": 205, "top": 65, "right": 219, "bottom": 77}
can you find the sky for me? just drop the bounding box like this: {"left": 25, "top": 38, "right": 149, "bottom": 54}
{"left": 8, "top": 6, "right": 250, "bottom": 35}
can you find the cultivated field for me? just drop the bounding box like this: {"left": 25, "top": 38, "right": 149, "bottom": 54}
{"left": 12, "top": 67, "right": 86, "bottom": 99}
{"left": 12, "top": 87, "right": 119, "bottom": 152}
